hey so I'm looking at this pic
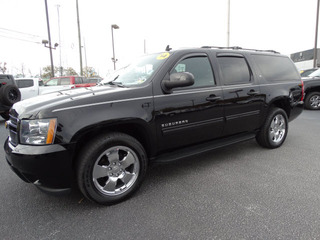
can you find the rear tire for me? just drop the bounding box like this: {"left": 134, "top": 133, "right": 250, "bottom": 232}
{"left": 305, "top": 92, "right": 320, "bottom": 110}
{"left": 77, "top": 132, "right": 148, "bottom": 205}
{"left": 256, "top": 108, "right": 288, "bottom": 149}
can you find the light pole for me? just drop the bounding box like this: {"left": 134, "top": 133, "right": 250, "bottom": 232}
{"left": 76, "top": 0, "right": 83, "bottom": 76}
{"left": 111, "top": 24, "right": 119, "bottom": 70}
{"left": 227, "top": 0, "right": 230, "bottom": 47}
{"left": 56, "top": 4, "right": 62, "bottom": 76}
{"left": 44, "top": 0, "right": 55, "bottom": 77}
{"left": 314, "top": 0, "right": 320, "bottom": 68}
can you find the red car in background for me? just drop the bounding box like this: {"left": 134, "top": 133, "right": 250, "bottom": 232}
{"left": 45, "top": 76, "right": 97, "bottom": 88}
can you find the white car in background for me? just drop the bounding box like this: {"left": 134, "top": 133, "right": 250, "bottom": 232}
{"left": 15, "top": 78, "right": 72, "bottom": 100}
{"left": 15, "top": 78, "right": 44, "bottom": 100}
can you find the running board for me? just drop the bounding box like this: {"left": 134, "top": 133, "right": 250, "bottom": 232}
{"left": 152, "top": 133, "right": 256, "bottom": 164}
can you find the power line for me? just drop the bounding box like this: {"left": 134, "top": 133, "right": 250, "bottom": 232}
{"left": 0, "top": 34, "right": 41, "bottom": 44}
{"left": 0, "top": 27, "right": 41, "bottom": 38}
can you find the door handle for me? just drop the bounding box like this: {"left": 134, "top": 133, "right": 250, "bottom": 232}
{"left": 206, "top": 95, "right": 221, "bottom": 102}
{"left": 247, "top": 90, "right": 259, "bottom": 96}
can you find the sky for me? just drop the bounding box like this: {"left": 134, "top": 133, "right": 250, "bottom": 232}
{"left": 0, "top": 0, "right": 318, "bottom": 77}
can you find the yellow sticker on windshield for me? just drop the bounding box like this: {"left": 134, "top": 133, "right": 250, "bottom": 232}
{"left": 157, "top": 52, "right": 170, "bottom": 60}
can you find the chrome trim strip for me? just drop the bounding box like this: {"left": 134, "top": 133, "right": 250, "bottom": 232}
{"left": 226, "top": 110, "right": 260, "bottom": 121}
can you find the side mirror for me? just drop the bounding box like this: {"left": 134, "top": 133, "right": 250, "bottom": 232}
{"left": 162, "top": 72, "right": 194, "bottom": 93}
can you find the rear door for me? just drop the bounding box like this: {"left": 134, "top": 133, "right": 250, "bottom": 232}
{"left": 216, "top": 53, "right": 263, "bottom": 135}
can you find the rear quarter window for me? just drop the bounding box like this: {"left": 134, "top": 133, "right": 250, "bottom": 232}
{"left": 60, "top": 78, "right": 71, "bottom": 85}
{"left": 252, "top": 54, "right": 300, "bottom": 81}
{"left": 75, "top": 77, "right": 83, "bottom": 84}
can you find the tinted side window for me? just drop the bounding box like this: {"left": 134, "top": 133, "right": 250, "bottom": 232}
{"left": 252, "top": 55, "right": 300, "bottom": 81}
{"left": 75, "top": 77, "right": 83, "bottom": 84}
{"left": 46, "top": 79, "right": 59, "bottom": 86}
{"left": 60, "top": 78, "right": 70, "bottom": 85}
{"left": 171, "top": 56, "right": 215, "bottom": 88}
{"left": 218, "top": 57, "right": 251, "bottom": 85}
{"left": 16, "top": 79, "right": 33, "bottom": 88}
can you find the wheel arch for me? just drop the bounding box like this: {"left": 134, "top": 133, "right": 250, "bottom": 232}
{"left": 268, "top": 97, "right": 291, "bottom": 118}
{"left": 305, "top": 86, "right": 320, "bottom": 96}
{"left": 71, "top": 119, "right": 155, "bottom": 169}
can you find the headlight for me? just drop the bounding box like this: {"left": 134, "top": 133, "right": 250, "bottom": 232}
{"left": 20, "top": 119, "right": 57, "bottom": 145}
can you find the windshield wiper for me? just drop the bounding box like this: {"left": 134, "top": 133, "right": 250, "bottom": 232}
{"left": 107, "top": 81, "right": 126, "bottom": 87}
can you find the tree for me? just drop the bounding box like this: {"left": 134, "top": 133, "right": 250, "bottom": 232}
{"left": 83, "top": 66, "right": 98, "bottom": 78}
{"left": 41, "top": 66, "right": 78, "bottom": 79}
{"left": 64, "top": 67, "right": 78, "bottom": 76}
{"left": 0, "top": 62, "right": 7, "bottom": 74}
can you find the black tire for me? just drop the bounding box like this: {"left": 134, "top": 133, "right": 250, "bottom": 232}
{"left": 0, "top": 85, "right": 21, "bottom": 106}
{"left": 305, "top": 92, "right": 320, "bottom": 110}
{"left": 256, "top": 108, "right": 288, "bottom": 149}
{"left": 0, "top": 111, "right": 9, "bottom": 120}
{"left": 77, "top": 132, "right": 148, "bottom": 205}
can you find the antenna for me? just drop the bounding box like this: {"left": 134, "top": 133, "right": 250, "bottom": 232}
{"left": 165, "top": 45, "right": 172, "bottom": 51}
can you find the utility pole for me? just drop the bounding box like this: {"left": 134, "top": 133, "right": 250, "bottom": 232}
{"left": 76, "top": 0, "right": 83, "bottom": 76}
{"left": 111, "top": 24, "right": 119, "bottom": 70}
{"left": 44, "top": 0, "right": 54, "bottom": 77}
{"left": 83, "top": 38, "right": 88, "bottom": 76}
{"left": 227, "top": 0, "right": 230, "bottom": 47}
{"left": 56, "top": 4, "right": 62, "bottom": 76}
{"left": 314, "top": 0, "right": 320, "bottom": 68}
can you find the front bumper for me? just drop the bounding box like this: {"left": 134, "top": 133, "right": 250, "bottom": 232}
{"left": 4, "top": 138, "right": 75, "bottom": 190}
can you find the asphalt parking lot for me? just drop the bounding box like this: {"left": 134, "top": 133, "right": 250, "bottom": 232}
{"left": 0, "top": 110, "right": 320, "bottom": 240}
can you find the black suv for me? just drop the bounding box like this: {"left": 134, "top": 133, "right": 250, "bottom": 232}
{"left": 4, "top": 47, "right": 304, "bottom": 205}
{"left": 0, "top": 74, "right": 21, "bottom": 120}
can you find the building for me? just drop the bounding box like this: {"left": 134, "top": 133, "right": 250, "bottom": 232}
{"left": 290, "top": 48, "right": 320, "bottom": 70}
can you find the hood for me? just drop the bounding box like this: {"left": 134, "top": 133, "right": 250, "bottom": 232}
{"left": 302, "top": 76, "right": 320, "bottom": 82}
{"left": 13, "top": 85, "right": 136, "bottom": 119}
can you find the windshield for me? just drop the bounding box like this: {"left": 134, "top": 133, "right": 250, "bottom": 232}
{"left": 100, "top": 52, "right": 170, "bottom": 86}
{"left": 308, "top": 68, "right": 320, "bottom": 77}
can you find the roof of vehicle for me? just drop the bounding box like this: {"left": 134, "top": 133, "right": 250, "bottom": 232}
{"left": 167, "top": 46, "right": 282, "bottom": 56}
{"left": 50, "top": 76, "right": 84, "bottom": 79}
{"left": 15, "top": 78, "right": 42, "bottom": 81}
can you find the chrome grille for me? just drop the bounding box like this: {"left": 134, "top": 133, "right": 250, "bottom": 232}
{"left": 7, "top": 114, "right": 19, "bottom": 146}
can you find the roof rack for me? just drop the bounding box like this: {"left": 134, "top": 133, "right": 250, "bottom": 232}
{"left": 201, "top": 46, "right": 280, "bottom": 54}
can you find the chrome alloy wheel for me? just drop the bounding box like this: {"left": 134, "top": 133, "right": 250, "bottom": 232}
{"left": 310, "top": 94, "right": 320, "bottom": 109}
{"left": 269, "top": 114, "right": 286, "bottom": 143}
{"left": 92, "top": 146, "right": 140, "bottom": 196}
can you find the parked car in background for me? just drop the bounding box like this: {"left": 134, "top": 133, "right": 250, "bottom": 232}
{"left": 302, "top": 69, "right": 320, "bottom": 109}
{"left": 300, "top": 68, "right": 318, "bottom": 77}
{"left": 47, "top": 76, "right": 97, "bottom": 89}
{"left": 15, "top": 78, "right": 44, "bottom": 100}
{"left": 87, "top": 77, "right": 103, "bottom": 84}
{"left": 16, "top": 78, "right": 73, "bottom": 100}
{"left": 0, "top": 74, "right": 21, "bottom": 120}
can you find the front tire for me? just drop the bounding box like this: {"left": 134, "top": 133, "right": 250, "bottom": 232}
{"left": 77, "top": 132, "right": 148, "bottom": 205}
{"left": 256, "top": 108, "right": 288, "bottom": 149}
{"left": 305, "top": 92, "right": 320, "bottom": 110}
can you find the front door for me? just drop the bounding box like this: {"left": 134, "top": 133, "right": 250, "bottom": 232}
{"left": 154, "top": 54, "right": 224, "bottom": 152}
